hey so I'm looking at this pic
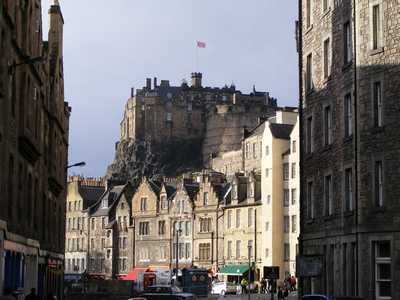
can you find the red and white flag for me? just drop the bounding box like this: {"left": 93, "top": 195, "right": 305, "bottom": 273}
{"left": 197, "top": 41, "right": 206, "bottom": 48}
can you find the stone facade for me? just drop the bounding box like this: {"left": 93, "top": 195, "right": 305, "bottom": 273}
{"left": 299, "top": 0, "right": 400, "bottom": 299}
{"left": 65, "top": 177, "right": 105, "bottom": 277}
{"left": 0, "top": 0, "right": 70, "bottom": 298}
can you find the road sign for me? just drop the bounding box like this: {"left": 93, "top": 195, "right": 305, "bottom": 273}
{"left": 264, "top": 266, "right": 279, "bottom": 280}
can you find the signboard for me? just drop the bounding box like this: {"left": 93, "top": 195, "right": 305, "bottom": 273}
{"left": 296, "top": 255, "right": 324, "bottom": 277}
{"left": 264, "top": 266, "right": 279, "bottom": 280}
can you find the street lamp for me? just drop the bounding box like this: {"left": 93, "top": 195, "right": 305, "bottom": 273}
{"left": 66, "top": 161, "right": 86, "bottom": 170}
{"left": 175, "top": 226, "right": 182, "bottom": 284}
{"left": 248, "top": 245, "right": 251, "bottom": 300}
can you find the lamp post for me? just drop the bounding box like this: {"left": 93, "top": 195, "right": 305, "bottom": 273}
{"left": 248, "top": 245, "right": 251, "bottom": 300}
{"left": 175, "top": 227, "right": 182, "bottom": 284}
{"left": 66, "top": 161, "right": 86, "bottom": 170}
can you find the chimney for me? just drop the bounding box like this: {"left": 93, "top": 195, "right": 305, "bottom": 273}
{"left": 191, "top": 72, "right": 202, "bottom": 88}
{"left": 153, "top": 77, "right": 158, "bottom": 89}
{"left": 146, "top": 78, "right": 151, "bottom": 90}
{"left": 131, "top": 87, "right": 135, "bottom": 98}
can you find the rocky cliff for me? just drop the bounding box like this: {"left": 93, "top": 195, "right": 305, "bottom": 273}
{"left": 106, "top": 138, "right": 203, "bottom": 188}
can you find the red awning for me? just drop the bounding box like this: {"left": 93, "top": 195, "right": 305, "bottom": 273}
{"left": 122, "top": 267, "right": 149, "bottom": 281}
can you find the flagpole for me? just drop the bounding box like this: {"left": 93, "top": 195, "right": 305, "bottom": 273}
{"left": 196, "top": 43, "right": 199, "bottom": 72}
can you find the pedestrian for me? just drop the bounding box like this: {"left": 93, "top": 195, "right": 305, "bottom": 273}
{"left": 277, "top": 286, "right": 284, "bottom": 300}
{"left": 240, "top": 278, "right": 248, "bottom": 294}
{"left": 0, "top": 288, "right": 15, "bottom": 300}
{"left": 261, "top": 277, "right": 266, "bottom": 293}
{"left": 290, "top": 276, "right": 297, "bottom": 291}
{"left": 25, "top": 288, "right": 38, "bottom": 300}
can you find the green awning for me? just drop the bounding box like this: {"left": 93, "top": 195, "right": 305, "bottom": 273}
{"left": 218, "top": 265, "right": 249, "bottom": 276}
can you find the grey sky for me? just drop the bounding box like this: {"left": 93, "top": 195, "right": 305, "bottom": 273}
{"left": 42, "top": 0, "right": 299, "bottom": 177}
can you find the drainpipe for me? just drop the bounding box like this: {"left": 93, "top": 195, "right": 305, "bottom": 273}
{"left": 352, "top": 0, "right": 359, "bottom": 295}
{"left": 297, "top": 0, "right": 304, "bottom": 298}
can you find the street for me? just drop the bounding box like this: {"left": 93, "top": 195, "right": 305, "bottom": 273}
{"left": 206, "top": 292, "right": 298, "bottom": 300}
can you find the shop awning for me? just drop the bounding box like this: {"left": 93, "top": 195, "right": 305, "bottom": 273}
{"left": 217, "top": 265, "right": 249, "bottom": 276}
{"left": 121, "top": 267, "right": 149, "bottom": 281}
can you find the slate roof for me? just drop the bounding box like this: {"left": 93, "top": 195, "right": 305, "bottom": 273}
{"left": 90, "top": 185, "right": 125, "bottom": 217}
{"left": 78, "top": 185, "right": 105, "bottom": 209}
{"left": 184, "top": 183, "right": 200, "bottom": 201}
{"left": 269, "top": 123, "right": 294, "bottom": 139}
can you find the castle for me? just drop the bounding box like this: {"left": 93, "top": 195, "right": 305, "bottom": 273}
{"left": 118, "top": 72, "right": 278, "bottom": 167}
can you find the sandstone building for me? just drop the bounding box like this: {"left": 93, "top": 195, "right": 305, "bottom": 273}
{"left": 0, "top": 1, "right": 70, "bottom": 298}
{"left": 298, "top": 0, "right": 400, "bottom": 299}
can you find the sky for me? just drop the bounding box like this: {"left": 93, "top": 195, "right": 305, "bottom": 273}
{"left": 42, "top": 0, "right": 299, "bottom": 177}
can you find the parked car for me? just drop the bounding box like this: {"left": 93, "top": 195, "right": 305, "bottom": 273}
{"left": 301, "top": 295, "right": 330, "bottom": 300}
{"left": 141, "top": 285, "right": 196, "bottom": 300}
{"left": 211, "top": 281, "right": 240, "bottom": 295}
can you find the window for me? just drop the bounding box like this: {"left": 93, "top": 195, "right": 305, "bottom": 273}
{"left": 265, "top": 248, "right": 269, "bottom": 258}
{"left": 265, "top": 145, "right": 269, "bottom": 156}
{"left": 265, "top": 222, "right": 269, "bottom": 231}
{"left": 185, "top": 243, "right": 190, "bottom": 259}
{"left": 283, "top": 163, "right": 289, "bottom": 180}
{"left": 160, "top": 246, "right": 167, "bottom": 260}
{"left": 248, "top": 208, "right": 253, "bottom": 227}
{"left": 323, "top": 0, "right": 329, "bottom": 12}
{"left": 284, "top": 243, "right": 290, "bottom": 261}
{"left": 107, "top": 250, "right": 111, "bottom": 259}
{"left": 291, "top": 163, "right": 296, "bottom": 179}
{"left": 123, "top": 216, "right": 128, "bottom": 230}
{"left": 248, "top": 240, "right": 253, "bottom": 258}
{"left": 267, "top": 195, "right": 271, "bottom": 204}
{"left": 139, "top": 222, "right": 150, "bottom": 235}
{"left": 323, "top": 38, "right": 331, "bottom": 78}
{"left": 102, "top": 217, "right": 106, "bottom": 229}
{"left": 306, "top": 0, "right": 312, "bottom": 28}
{"left": 227, "top": 241, "right": 232, "bottom": 259}
{"left": 344, "top": 93, "right": 353, "bottom": 137}
{"left": 371, "top": 4, "right": 382, "bottom": 50}
{"left": 122, "top": 258, "right": 127, "bottom": 271}
{"left": 306, "top": 116, "right": 313, "bottom": 153}
{"left": 199, "top": 243, "right": 211, "bottom": 261}
{"left": 292, "top": 215, "right": 297, "bottom": 233}
{"left": 236, "top": 209, "right": 241, "bottom": 228}
{"left": 227, "top": 210, "right": 232, "bottom": 229}
{"left": 91, "top": 238, "right": 94, "bottom": 249}
{"left": 101, "top": 238, "right": 105, "bottom": 248}
{"left": 345, "top": 168, "right": 353, "bottom": 211}
{"left": 161, "top": 195, "right": 168, "bottom": 209}
{"left": 324, "top": 106, "right": 332, "bottom": 146}
{"left": 373, "top": 81, "right": 383, "bottom": 127}
{"left": 101, "top": 198, "right": 108, "bottom": 208}
{"left": 203, "top": 192, "right": 209, "bottom": 206}
{"left": 200, "top": 218, "right": 211, "bottom": 233}
{"left": 324, "top": 175, "right": 333, "bottom": 216}
{"left": 179, "top": 243, "right": 184, "bottom": 259}
{"left": 265, "top": 168, "right": 269, "bottom": 178}
{"left": 140, "top": 197, "right": 147, "bottom": 211}
{"left": 284, "top": 189, "right": 290, "bottom": 207}
{"left": 166, "top": 112, "right": 172, "bottom": 121}
{"left": 236, "top": 240, "right": 241, "bottom": 259}
{"left": 306, "top": 53, "right": 313, "bottom": 92}
{"left": 307, "top": 181, "right": 314, "bottom": 219}
{"left": 375, "top": 161, "right": 383, "bottom": 207}
{"left": 185, "top": 221, "right": 190, "bottom": 236}
{"left": 374, "top": 241, "right": 391, "bottom": 299}
{"left": 344, "top": 21, "right": 352, "bottom": 64}
{"left": 159, "top": 220, "right": 166, "bottom": 235}
{"left": 292, "top": 140, "right": 296, "bottom": 153}
{"left": 245, "top": 143, "right": 250, "bottom": 158}
{"left": 252, "top": 143, "right": 257, "bottom": 158}
{"left": 284, "top": 216, "right": 289, "bottom": 233}
{"left": 291, "top": 188, "right": 297, "bottom": 205}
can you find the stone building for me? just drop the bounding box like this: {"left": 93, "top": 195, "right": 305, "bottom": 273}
{"left": 192, "top": 171, "right": 227, "bottom": 271}
{"left": 65, "top": 177, "right": 105, "bottom": 279}
{"left": 169, "top": 180, "right": 197, "bottom": 270}
{"left": 260, "top": 112, "right": 298, "bottom": 281}
{"left": 131, "top": 178, "right": 176, "bottom": 270}
{"left": 0, "top": 1, "right": 70, "bottom": 298}
{"left": 86, "top": 184, "right": 131, "bottom": 279}
{"left": 220, "top": 172, "right": 262, "bottom": 282}
{"left": 298, "top": 0, "right": 400, "bottom": 299}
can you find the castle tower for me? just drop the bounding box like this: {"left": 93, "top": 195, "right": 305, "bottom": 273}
{"left": 191, "top": 72, "right": 202, "bottom": 88}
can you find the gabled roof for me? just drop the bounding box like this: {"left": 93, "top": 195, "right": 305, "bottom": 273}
{"left": 78, "top": 185, "right": 105, "bottom": 209}
{"left": 183, "top": 183, "right": 200, "bottom": 201}
{"left": 269, "top": 123, "right": 294, "bottom": 139}
{"left": 90, "top": 185, "right": 125, "bottom": 217}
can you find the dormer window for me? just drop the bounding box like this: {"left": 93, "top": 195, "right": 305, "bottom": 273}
{"left": 161, "top": 195, "right": 168, "bottom": 210}
{"left": 140, "top": 197, "right": 147, "bottom": 212}
{"left": 101, "top": 198, "right": 108, "bottom": 209}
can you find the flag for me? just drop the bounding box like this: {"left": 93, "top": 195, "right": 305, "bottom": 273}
{"left": 197, "top": 41, "right": 206, "bottom": 48}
